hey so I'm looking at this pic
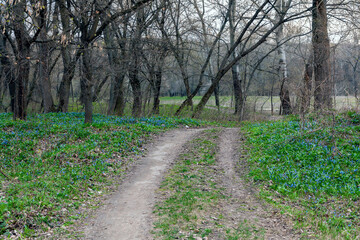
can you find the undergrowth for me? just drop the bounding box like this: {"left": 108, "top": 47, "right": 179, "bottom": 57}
{"left": 243, "top": 111, "right": 360, "bottom": 238}
{"left": 0, "top": 112, "right": 202, "bottom": 238}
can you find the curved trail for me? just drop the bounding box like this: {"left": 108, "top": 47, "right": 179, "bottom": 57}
{"left": 82, "top": 128, "right": 203, "bottom": 240}
{"left": 217, "top": 129, "right": 298, "bottom": 239}
{"left": 81, "top": 128, "right": 297, "bottom": 240}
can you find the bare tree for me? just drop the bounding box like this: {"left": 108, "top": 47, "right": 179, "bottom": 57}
{"left": 192, "top": 0, "right": 309, "bottom": 118}
{"left": 159, "top": 0, "right": 195, "bottom": 108}
{"left": 58, "top": 0, "right": 154, "bottom": 123}
{"left": 175, "top": 0, "right": 234, "bottom": 116}
{"left": 105, "top": 22, "right": 128, "bottom": 116}
{"left": 128, "top": 7, "right": 145, "bottom": 117}
{"left": 56, "top": 0, "right": 79, "bottom": 112}
{"left": 35, "top": 0, "right": 56, "bottom": 113}
{"left": 141, "top": 6, "right": 168, "bottom": 114}
{"left": 5, "top": 0, "right": 47, "bottom": 120}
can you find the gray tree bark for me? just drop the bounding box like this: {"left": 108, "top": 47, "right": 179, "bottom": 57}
{"left": 11, "top": 0, "right": 45, "bottom": 120}
{"left": 37, "top": 0, "right": 55, "bottom": 113}
{"left": 57, "top": 0, "right": 78, "bottom": 113}
{"left": 129, "top": 8, "right": 144, "bottom": 118}
{"left": 105, "top": 24, "right": 127, "bottom": 116}
{"left": 0, "top": 33, "right": 16, "bottom": 112}
{"left": 229, "top": 0, "right": 244, "bottom": 116}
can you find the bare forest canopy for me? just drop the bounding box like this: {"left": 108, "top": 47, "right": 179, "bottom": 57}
{"left": 0, "top": 0, "right": 359, "bottom": 123}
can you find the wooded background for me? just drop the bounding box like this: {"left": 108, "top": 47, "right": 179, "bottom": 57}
{"left": 0, "top": 0, "right": 359, "bottom": 122}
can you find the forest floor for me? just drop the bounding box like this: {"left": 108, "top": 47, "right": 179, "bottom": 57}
{"left": 2, "top": 112, "right": 359, "bottom": 239}
{"left": 73, "top": 128, "right": 298, "bottom": 240}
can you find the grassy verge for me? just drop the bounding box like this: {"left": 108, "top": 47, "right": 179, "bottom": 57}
{"left": 242, "top": 111, "right": 360, "bottom": 239}
{"left": 152, "top": 129, "right": 222, "bottom": 239}
{"left": 152, "top": 129, "right": 264, "bottom": 239}
{"left": 0, "top": 112, "right": 202, "bottom": 238}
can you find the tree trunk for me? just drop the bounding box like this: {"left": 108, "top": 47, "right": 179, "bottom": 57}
{"left": 93, "top": 76, "right": 108, "bottom": 102}
{"left": 279, "top": 82, "right": 292, "bottom": 115}
{"left": 129, "top": 36, "right": 142, "bottom": 117}
{"left": 232, "top": 65, "right": 243, "bottom": 115}
{"left": 57, "top": 0, "right": 77, "bottom": 112}
{"left": 353, "top": 65, "right": 359, "bottom": 100}
{"left": 27, "top": 64, "right": 39, "bottom": 107}
{"left": 38, "top": 0, "right": 55, "bottom": 113}
{"left": 212, "top": 78, "right": 220, "bottom": 110}
{"left": 129, "top": 10, "right": 144, "bottom": 118}
{"left": 81, "top": 44, "right": 94, "bottom": 124}
{"left": 312, "top": 0, "right": 332, "bottom": 110}
{"left": 353, "top": 71, "right": 359, "bottom": 100}
{"left": 152, "top": 65, "right": 163, "bottom": 114}
{"left": 57, "top": 58, "right": 76, "bottom": 112}
{"left": 276, "top": 0, "right": 292, "bottom": 115}
{"left": 229, "top": 0, "right": 243, "bottom": 116}
{"left": 39, "top": 35, "right": 55, "bottom": 113}
{"left": 105, "top": 25, "right": 126, "bottom": 116}
{"left": 13, "top": 1, "right": 31, "bottom": 120}
{"left": 142, "top": 84, "right": 151, "bottom": 115}
{"left": 13, "top": 47, "right": 29, "bottom": 120}
{"left": 175, "top": 58, "right": 192, "bottom": 107}
{"left": 113, "top": 77, "right": 126, "bottom": 116}
{"left": 0, "top": 34, "right": 16, "bottom": 112}
{"left": 192, "top": 68, "right": 229, "bottom": 118}
{"left": 208, "top": 60, "right": 219, "bottom": 110}
{"left": 129, "top": 61, "right": 142, "bottom": 117}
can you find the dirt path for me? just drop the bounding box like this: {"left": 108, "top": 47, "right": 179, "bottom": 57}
{"left": 81, "top": 128, "right": 297, "bottom": 240}
{"left": 217, "top": 128, "right": 298, "bottom": 239}
{"left": 81, "top": 128, "right": 203, "bottom": 240}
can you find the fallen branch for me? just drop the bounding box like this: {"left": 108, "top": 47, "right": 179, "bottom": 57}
{"left": 0, "top": 168, "right": 10, "bottom": 180}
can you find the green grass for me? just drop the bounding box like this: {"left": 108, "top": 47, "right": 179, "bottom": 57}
{"left": 0, "top": 112, "right": 203, "bottom": 238}
{"left": 152, "top": 129, "right": 222, "bottom": 239}
{"left": 242, "top": 111, "right": 360, "bottom": 238}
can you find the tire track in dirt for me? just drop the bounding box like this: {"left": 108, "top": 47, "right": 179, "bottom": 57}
{"left": 81, "top": 128, "right": 204, "bottom": 240}
{"left": 217, "top": 128, "right": 299, "bottom": 240}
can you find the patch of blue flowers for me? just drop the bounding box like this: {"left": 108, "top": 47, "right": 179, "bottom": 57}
{"left": 245, "top": 117, "right": 360, "bottom": 197}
